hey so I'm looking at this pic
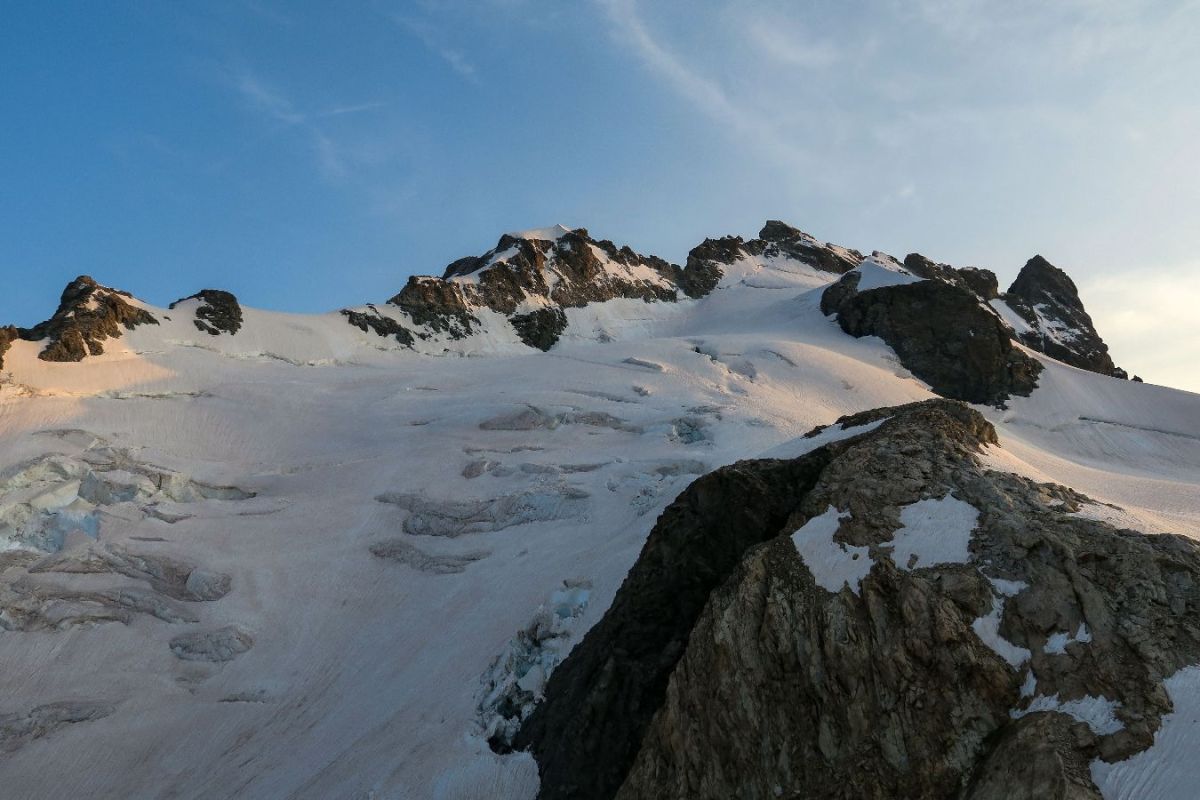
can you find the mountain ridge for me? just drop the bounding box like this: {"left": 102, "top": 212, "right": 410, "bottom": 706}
{"left": 3, "top": 220, "right": 1136, "bottom": 388}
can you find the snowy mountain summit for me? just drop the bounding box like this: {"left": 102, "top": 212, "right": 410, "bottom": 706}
{"left": 1, "top": 221, "right": 1198, "bottom": 799}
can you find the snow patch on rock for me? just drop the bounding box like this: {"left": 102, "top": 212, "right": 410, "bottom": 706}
{"left": 885, "top": 495, "right": 978, "bottom": 570}
{"left": 790, "top": 506, "right": 872, "bottom": 595}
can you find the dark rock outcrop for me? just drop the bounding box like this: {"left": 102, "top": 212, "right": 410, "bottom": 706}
{"left": 903, "top": 254, "right": 1000, "bottom": 301}
{"left": 169, "top": 289, "right": 243, "bottom": 336}
{"left": 18, "top": 276, "right": 158, "bottom": 362}
{"left": 1002, "top": 256, "right": 1126, "bottom": 378}
{"left": 679, "top": 221, "right": 864, "bottom": 298}
{"left": 0, "top": 325, "right": 16, "bottom": 371}
{"left": 519, "top": 399, "right": 1200, "bottom": 800}
{"left": 389, "top": 277, "right": 479, "bottom": 339}
{"left": 822, "top": 272, "right": 1042, "bottom": 406}
{"left": 388, "top": 227, "right": 684, "bottom": 346}
{"left": 959, "top": 266, "right": 1001, "bottom": 300}
{"left": 680, "top": 237, "right": 742, "bottom": 299}
{"left": 756, "top": 220, "right": 862, "bottom": 274}
{"left": 341, "top": 308, "right": 415, "bottom": 348}
{"left": 510, "top": 307, "right": 569, "bottom": 351}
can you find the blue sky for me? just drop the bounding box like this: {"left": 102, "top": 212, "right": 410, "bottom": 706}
{"left": 3, "top": 1, "right": 1198, "bottom": 389}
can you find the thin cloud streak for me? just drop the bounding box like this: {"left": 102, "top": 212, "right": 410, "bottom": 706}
{"left": 230, "top": 69, "right": 386, "bottom": 181}
{"left": 393, "top": 16, "right": 479, "bottom": 82}
{"left": 746, "top": 18, "right": 840, "bottom": 68}
{"left": 595, "top": 0, "right": 811, "bottom": 175}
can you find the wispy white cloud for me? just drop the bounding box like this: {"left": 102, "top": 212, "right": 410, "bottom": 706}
{"left": 235, "top": 72, "right": 305, "bottom": 125}
{"left": 745, "top": 17, "right": 839, "bottom": 68}
{"left": 595, "top": 0, "right": 811, "bottom": 174}
{"left": 394, "top": 15, "right": 479, "bottom": 82}
{"left": 230, "top": 70, "right": 386, "bottom": 181}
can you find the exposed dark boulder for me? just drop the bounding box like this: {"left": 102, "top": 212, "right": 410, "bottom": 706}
{"left": 340, "top": 308, "right": 415, "bottom": 347}
{"left": 520, "top": 399, "right": 1200, "bottom": 800}
{"left": 822, "top": 273, "right": 1042, "bottom": 406}
{"left": 1002, "top": 256, "right": 1126, "bottom": 378}
{"left": 510, "top": 307, "right": 568, "bottom": 351}
{"left": 169, "top": 289, "right": 243, "bottom": 336}
{"left": 18, "top": 276, "right": 158, "bottom": 362}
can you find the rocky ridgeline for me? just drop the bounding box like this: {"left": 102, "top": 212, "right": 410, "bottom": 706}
{"left": 6, "top": 224, "right": 1132, "bottom": 386}
{"left": 517, "top": 399, "right": 1200, "bottom": 800}
{"left": 382, "top": 225, "right": 686, "bottom": 350}
{"left": 169, "top": 289, "right": 243, "bottom": 336}
{"left": 15, "top": 276, "right": 158, "bottom": 362}
{"left": 686, "top": 220, "right": 862, "bottom": 295}
{"left": 369, "top": 221, "right": 861, "bottom": 351}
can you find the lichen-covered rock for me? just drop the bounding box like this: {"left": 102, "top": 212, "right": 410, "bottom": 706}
{"left": 519, "top": 399, "right": 1200, "bottom": 800}
{"left": 18, "top": 276, "right": 158, "bottom": 362}
{"left": 169, "top": 289, "right": 243, "bottom": 336}
{"left": 510, "top": 307, "right": 568, "bottom": 351}
{"left": 1003, "top": 255, "right": 1126, "bottom": 378}
{"left": 822, "top": 273, "right": 1042, "bottom": 406}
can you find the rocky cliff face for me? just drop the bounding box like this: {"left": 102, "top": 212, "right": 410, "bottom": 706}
{"left": 17, "top": 276, "right": 158, "bottom": 362}
{"left": 519, "top": 399, "right": 1200, "bottom": 800}
{"left": 1001, "top": 256, "right": 1126, "bottom": 378}
{"left": 168, "top": 290, "right": 243, "bottom": 336}
{"left": 821, "top": 272, "right": 1042, "bottom": 406}
{"left": 384, "top": 226, "right": 686, "bottom": 348}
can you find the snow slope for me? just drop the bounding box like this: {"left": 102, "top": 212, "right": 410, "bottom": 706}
{"left": 0, "top": 250, "right": 1198, "bottom": 799}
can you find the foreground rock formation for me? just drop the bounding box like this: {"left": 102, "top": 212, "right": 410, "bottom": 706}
{"left": 518, "top": 399, "right": 1200, "bottom": 800}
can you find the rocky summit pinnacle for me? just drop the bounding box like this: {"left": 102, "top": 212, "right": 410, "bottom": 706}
{"left": 1002, "top": 255, "right": 1126, "bottom": 378}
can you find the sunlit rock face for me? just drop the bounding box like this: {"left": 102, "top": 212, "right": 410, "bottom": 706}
{"left": 17, "top": 276, "right": 158, "bottom": 362}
